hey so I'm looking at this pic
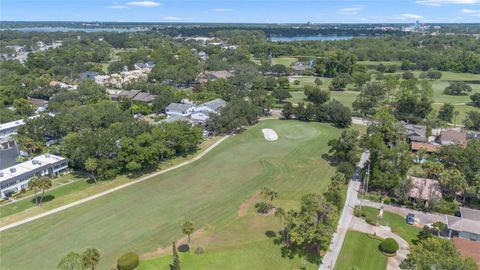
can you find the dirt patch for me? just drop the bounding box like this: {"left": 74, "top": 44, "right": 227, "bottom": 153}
{"left": 141, "top": 227, "right": 209, "bottom": 259}
{"left": 238, "top": 192, "right": 261, "bottom": 217}
{"left": 452, "top": 237, "right": 480, "bottom": 265}
{"left": 259, "top": 207, "right": 276, "bottom": 216}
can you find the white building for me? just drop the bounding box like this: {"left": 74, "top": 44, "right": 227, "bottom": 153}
{"left": 0, "top": 154, "right": 68, "bottom": 198}
{"left": 0, "top": 119, "right": 26, "bottom": 139}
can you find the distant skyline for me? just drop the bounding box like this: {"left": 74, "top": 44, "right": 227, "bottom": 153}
{"left": 2, "top": 0, "right": 480, "bottom": 23}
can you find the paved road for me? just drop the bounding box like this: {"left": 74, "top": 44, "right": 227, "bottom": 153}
{"left": 0, "top": 135, "right": 230, "bottom": 232}
{"left": 350, "top": 216, "right": 409, "bottom": 270}
{"left": 319, "top": 151, "right": 370, "bottom": 270}
{"left": 359, "top": 199, "right": 446, "bottom": 226}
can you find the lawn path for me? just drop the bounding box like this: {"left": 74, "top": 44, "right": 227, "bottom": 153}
{"left": 349, "top": 216, "right": 409, "bottom": 270}
{"left": 0, "top": 135, "right": 230, "bottom": 232}
{"left": 318, "top": 151, "right": 370, "bottom": 270}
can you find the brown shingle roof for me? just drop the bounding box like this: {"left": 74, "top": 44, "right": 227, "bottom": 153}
{"left": 440, "top": 130, "right": 467, "bottom": 145}
{"left": 411, "top": 142, "right": 440, "bottom": 153}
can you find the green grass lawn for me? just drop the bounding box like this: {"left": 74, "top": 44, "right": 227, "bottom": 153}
{"left": 272, "top": 57, "right": 298, "bottom": 67}
{"left": 0, "top": 120, "right": 341, "bottom": 270}
{"left": 0, "top": 138, "right": 221, "bottom": 225}
{"left": 360, "top": 206, "right": 422, "bottom": 245}
{"left": 335, "top": 231, "right": 388, "bottom": 270}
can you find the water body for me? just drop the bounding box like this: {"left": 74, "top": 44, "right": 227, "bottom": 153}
{"left": 269, "top": 35, "right": 354, "bottom": 42}
{"left": 1, "top": 27, "right": 144, "bottom": 33}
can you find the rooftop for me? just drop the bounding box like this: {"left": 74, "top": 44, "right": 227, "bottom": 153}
{"left": 198, "top": 98, "right": 227, "bottom": 111}
{"left": 166, "top": 103, "right": 195, "bottom": 112}
{"left": 440, "top": 130, "right": 467, "bottom": 144}
{"left": 0, "top": 154, "right": 67, "bottom": 182}
{"left": 409, "top": 176, "right": 442, "bottom": 201}
{"left": 411, "top": 142, "right": 440, "bottom": 153}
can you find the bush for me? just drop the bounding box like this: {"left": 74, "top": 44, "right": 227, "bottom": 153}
{"left": 195, "top": 246, "right": 205, "bottom": 255}
{"left": 432, "top": 221, "right": 446, "bottom": 232}
{"left": 294, "top": 80, "right": 301, "bottom": 85}
{"left": 117, "top": 252, "right": 139, "bottom": 270}
{"left": 379, "top": 238, "right": 399, "bottom": 254}
{"left": 255, "top": 202, "right": 272, "bottom": 214}
{"left": 354, "top": 206, "right": 362, "bottom": 217}
{"left": 432, "top": 199, "right": 459, "bottom": 215}
{"left": 383, "top": 197, "right": 393, "bottom": 204}
{"left": 366, "top": 215, "right": 377, "bottom": 226}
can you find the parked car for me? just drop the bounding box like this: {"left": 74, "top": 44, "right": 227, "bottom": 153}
{"left": 406, "top": 213, "right": 415, "bottom": 225}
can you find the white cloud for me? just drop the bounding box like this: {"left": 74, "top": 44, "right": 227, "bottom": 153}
{"left": 126, "top": 1, "right": 161, "bottom": 7}
{"left": 163, "top": 16, "right": 182, "bottom": 20}
{"left": 211, "top": 8, "right": 234, "bottom": 12}
{"left": 337, "top": 6, "right": 363, "bottom": 15}
{"left": 416, "top": 0, "right": 479, "bottom": 6}
{"left": 401, "top": 13, "right": 424, "bottom": 19}
{"left": 462, "top": 8, "right": 480, "bottom": 13}
{"left": 108, "top": 5, "right": 126, "bottom": 9}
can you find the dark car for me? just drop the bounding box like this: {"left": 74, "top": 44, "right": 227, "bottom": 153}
{"left": 406, "top": 213, "right": 415, "bottom": 225}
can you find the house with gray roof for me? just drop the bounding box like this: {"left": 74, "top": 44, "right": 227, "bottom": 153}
{"left": 165, "top": 103, "right": 195, "bottom": 117}
{"left": 196, "top": 70, "right": 233, "bottom": 83}
{"left": 194, "top": 98, "right": 227, "bottom": 114}
{"left": 403, "top": 122, "right": 427, "bottom": 142}
{"left": 446, "top": 207, "right": 480, "bottom": 242}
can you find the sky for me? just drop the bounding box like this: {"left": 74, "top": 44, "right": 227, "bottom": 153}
{"left": 1, "top": 0, "right": 480, "bottom": 23}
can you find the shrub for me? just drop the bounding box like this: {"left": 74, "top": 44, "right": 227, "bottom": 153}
{"left": 195, "top": 246, "right": 205, "bottom": 255}
{"left": 117, "top": 252, "right": 139, "bottom": 270}
{"left": 294, "top": 80, "right": 301, "bottom": 85}
{"left": 255, "top": 202, "right": 272, "bottom": 214}
{"left": 354, "top": 206, "right": 362, "bottom": 217}
{"left": 379, "top": 238, "right": 399, "bottom": 254}
{"left": 365, "top": 215, "right": 377, "bottom": 226}
{"left": 432, "top": 221, "right": 446, "bottom": 232}
{"left": 432, "top": 199, "right": 459, "bottom": 215}
{"left": 383, "top": 197, "right": 393, "bottom": 204}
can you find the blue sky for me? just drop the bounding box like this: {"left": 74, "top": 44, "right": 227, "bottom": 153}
{"left": 1, "top": 0, "right": 480, "bottom": 23}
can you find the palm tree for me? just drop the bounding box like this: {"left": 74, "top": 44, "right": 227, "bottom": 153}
{"left": 275, "top": 207, "right": 286, "bottom": 242}
{"left": 453, "top": 110, "right": 460, "bottom": 127}
{"left": 37, "top": 176, "right": 52, "bottom": 205}
{"left": 84, "top": 158, "right": 98, "bottom": 183}
{"left": 181, "top": 221, "right": 195, "bottom": 244}
{"left": 28, "top": 177, "right": 42, "bottom": 205}
{"left": 82, "top": 248, "right": 101, "bottom": 270}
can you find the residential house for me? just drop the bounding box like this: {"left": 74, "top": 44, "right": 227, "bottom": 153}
{"left": 196, "top": 70, "right": 233, "bottom": 83}
{"left": 80, "top": 71, "right": 99, "bottom": 80}
{"left": 134, "top": 61, "right": 155, "bottom": 70}
{"left": 165, "top": 103, "right": 196, "bottom": 117}
{"left": 403, "top": 123, "right": 427, "bottom": 143}
{"left": 410, "top": 142, "right": 440, "bottom": 153}
{"left": 0, "top": 154, "right": 68, "bottom": 198}
{"left": 194, "top": 98, "right": 227, "bottom": 113}
{"left": 290, "top": 63, "right": 307, "bottom": 75}
{"left": 29, "top": 98, "right": 49, "bottom": 113}
{"left": 107, "top": 89, "right": 156, "bottom": 104}
{"left": 440, "top": 130, "right": 467, "bottom": 146}
{"left": 49, "top": 81, "right": 77, "bottom": 91}
{"left": 409, "top": 176, "right": 442, "bottom": 205}
{"left": 446, "top": 207, "right": 480, "bottom": 242}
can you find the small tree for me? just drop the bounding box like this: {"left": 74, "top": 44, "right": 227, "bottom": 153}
{"left": 170, "top": 242, "right": 181, "bottom": 270}
{"left": 314, "top": 78, "right": 323, "bottom": 86}
{"left": 58, "top": 252, "right": 83, "bottom": 270}
{"left": 261, "top": 187, "right": 278, "bottom": 204}
{"left": 272, "top": 88, "right": 292, "bottom": 103}
{"left": 29, "top": 176, "right": 52, "bottom": 205}
{"left": 84, "top": 158, "right": 98, "bottom": 183}
{"left": 82, "top": 248, "right": 101, "bottom": 270}
{"left": 182, "top": 221, "right": 195, "bottom": 244}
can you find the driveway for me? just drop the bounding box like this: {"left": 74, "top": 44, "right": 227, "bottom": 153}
{"left": 359, "top": 199, "right": 446, "bottom": 226}
{"left": 318, "top": 151, "right": 370, "bottom": 270}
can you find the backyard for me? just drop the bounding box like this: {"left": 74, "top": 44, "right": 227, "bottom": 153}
{"left": 0, "top": 120, "right": 342, "bottom": 270}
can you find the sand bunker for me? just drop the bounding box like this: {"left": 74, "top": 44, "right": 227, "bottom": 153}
{"left": 262, "top": 128, "right": 278, "bottom": 141}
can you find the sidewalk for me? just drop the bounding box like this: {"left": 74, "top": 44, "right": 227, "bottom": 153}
{"left": 318, "top": 151, "right": 370, "bottom": 270}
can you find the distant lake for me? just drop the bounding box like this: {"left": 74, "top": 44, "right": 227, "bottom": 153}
{"left": 1, "top": 27, "right": 144, "bottom": 33}
{"left": 269, "top": 36, "right": 354, "bottom": 42}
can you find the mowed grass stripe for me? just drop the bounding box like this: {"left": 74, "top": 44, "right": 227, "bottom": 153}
{"left": 0, "top": 120, "right": 340, "bottom": 270}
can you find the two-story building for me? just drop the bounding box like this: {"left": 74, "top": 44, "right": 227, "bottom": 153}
{"left": 0, "top": 154, "right": 68, "bottom": 198}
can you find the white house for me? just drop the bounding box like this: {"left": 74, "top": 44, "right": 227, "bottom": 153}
{"left": 191, "top": 111, "right": 211, "bottom": 122}
{"left": 446, "top": 207, "right": 480, "bottom": 242}
{"left": 0, "top": 153, "right": 68, "bottom": 198}
{"left": 194, "top": 98, "right": 227, "bottom": 113}
{"left": 165, "top": 103, "right": 195, "bottom": 117}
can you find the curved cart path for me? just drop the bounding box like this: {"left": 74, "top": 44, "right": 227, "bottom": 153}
{"left": 0, "top": 135, "right": 229, "bottom": 232}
